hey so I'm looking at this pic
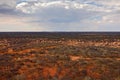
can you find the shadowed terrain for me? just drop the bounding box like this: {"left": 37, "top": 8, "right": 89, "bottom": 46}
{"left": 0, "top": 32, "right": 120, "bottom": 80}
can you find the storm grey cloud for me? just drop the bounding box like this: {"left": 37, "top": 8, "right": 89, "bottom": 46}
{"left": 0, "top": 4, "right": 17, "bottom": 15}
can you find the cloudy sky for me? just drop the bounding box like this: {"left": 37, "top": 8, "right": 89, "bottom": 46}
{"left": 0, "top": 0, "right": 120, "bottom": 31}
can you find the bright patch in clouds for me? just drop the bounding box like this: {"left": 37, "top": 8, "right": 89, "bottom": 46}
{"left": 0, "top": 0, "right": 120, "bottom": 31}
{"left": 16, "top": 1, "right": 87, "bottom": 14}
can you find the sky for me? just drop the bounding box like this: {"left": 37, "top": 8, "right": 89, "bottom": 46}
{"left": 0, "top": 0, "right": 120, "bottom": 32}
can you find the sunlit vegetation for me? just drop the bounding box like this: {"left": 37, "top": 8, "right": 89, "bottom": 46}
{"left": 0, "top": 32, "right": 120, "bottom": 80}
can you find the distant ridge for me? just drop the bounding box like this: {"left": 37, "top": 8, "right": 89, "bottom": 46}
{"left": 0, "top": 32, "right": 120, "bottom": 38}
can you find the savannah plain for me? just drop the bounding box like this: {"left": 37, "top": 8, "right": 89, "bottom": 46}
{"left": 0, "top": 32, "right": 120, "bottom": 80}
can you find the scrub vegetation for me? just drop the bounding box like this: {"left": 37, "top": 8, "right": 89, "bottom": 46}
{"left": 0, "top": 32, "right": 120, "bottom": 80}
